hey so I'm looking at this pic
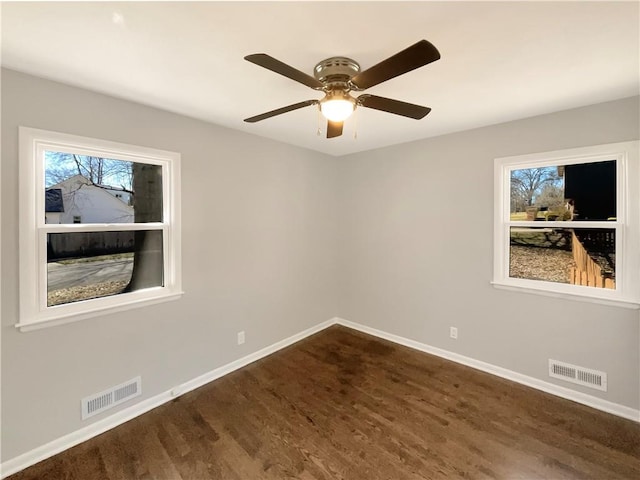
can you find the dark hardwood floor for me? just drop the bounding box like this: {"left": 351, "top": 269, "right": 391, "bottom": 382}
{"left": 7, "top": 325, "right": 640, "bottom": 479}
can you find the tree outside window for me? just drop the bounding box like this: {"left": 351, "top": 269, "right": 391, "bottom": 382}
{"left": 19, "top": 127, "right": 182, "bottom": 331}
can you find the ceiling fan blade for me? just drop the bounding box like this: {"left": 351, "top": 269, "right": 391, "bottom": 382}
{"left": 244, "top": 100, "right": 318, "bottom": 123}
{"left": 327, "top": 120, "right": 343, "bottom": 138}
{"left": 358, "top": 95, "right": 431, "bottom": 119}
{"left": 350, "top": 40, "right": 440, "bottom": 90}
{"left": 245, "top": 54, "right": 324, "bottom": 90}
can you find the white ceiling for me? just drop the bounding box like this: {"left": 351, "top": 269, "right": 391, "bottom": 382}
{"left": 2, "top": 1, "right": 639, "bottom": 156}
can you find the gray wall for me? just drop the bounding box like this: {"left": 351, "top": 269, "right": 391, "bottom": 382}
{"left": 336, "top": 96, "right": 640, "bottom": 410}
{"left": 2, "top": 68, "right": 638, "bottom": 464}
{"left": 1, "top": 69, "right": 340, "bottom": 461}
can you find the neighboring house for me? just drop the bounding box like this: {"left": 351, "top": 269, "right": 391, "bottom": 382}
{"left": 105, "top": 188, "right": 133, "bottom": 206}
{"left": 45, "top": 174, "right": 134, "bottom": 224}
{"left": 44, "top": 188, "right": 64, "bottom": 224}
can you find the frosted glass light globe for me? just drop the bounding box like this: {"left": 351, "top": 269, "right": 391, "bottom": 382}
{"left": 320, "top": 98, "right": 355, "bottom": 122}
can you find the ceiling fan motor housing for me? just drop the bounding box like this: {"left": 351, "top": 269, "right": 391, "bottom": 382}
{"left": 313, "top": 57, "right": 360, "bottom": 86}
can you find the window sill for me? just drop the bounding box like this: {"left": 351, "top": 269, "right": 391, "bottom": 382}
{"left": 16, "top": 291, "right": 184, "bottom": 332}
{"left": 490, "top": 281, "right": 639, "bottom": 309}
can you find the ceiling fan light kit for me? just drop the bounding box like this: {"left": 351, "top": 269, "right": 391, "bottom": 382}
{"left": 320, "top": 91, "right": 356, "bottom": 122}
{"left": 315, "top": 57, "right": 358, "bottom": 122}
{"left": 244, "top": 40, "right": 440, "bottom": 139}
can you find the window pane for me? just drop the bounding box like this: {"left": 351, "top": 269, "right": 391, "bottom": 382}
{"left": 510, "top": 227, "right": 615, "bottom": 288}
{"left": 47, "top": 230, "right": 164, "bottom": 306}
{"left": 45, "top": 151, "right": 163, "bottom": 223}
{"left": 509, "top": 161, "right": 616, "bottom": 221}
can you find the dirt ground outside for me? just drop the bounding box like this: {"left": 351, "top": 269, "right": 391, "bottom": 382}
{"left": 509, "top": 245, "right": 576, "bottom": 283}
{"left": 48, "top": 280, "right": 129, "bottom": 306}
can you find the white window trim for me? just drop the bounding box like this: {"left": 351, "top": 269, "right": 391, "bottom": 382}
{"left": 18, "top": 127, "right": 183, "bottom": 331}
{"left": 492, "top": 141, "right": 639, "bottom": 309}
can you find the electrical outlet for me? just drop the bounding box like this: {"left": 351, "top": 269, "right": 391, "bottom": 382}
{"left": 450, "top": 327, "right": 458, "bottom": 339}
{"left": 237, "top": 331, "right": 245, "bottom": 345}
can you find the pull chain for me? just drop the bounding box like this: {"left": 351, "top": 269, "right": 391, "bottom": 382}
{"left": 353, "top": 107, "right": 358, "bottom": 140}
{"left": 317, "top": 106, "right": 322, "bottom": 136}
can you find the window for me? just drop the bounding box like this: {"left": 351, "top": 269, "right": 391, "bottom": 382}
{"left": 19, "top": 127, "right": 182, "bottom": 331}
{"left": 493, "top": 141, "right": 639, "bottom": 308}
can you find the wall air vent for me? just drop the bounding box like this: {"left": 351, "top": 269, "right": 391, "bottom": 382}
{"left": 548, "top": 360, "right": 607, "bottom": 392}
{"left": 81, "top": 376, "right": 141, "bottom": 420}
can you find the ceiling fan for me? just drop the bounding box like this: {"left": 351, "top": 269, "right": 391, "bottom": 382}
{"left": 243, "top": 40, "right": 441, "bottom": 139}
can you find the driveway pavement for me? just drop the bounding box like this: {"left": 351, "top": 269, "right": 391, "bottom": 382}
{"left": 47, "top": 258, "right": 133, "bottom": 290}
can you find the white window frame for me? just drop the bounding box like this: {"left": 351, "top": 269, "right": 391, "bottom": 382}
{"left": 493, "top": 141, "right": 639, "bottom": 309}
{"left": 18, "top": 127, "right": 183, "bottom": 331}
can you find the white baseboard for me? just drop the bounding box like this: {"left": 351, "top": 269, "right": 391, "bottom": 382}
{"left": 0, "top": 318, "right": 334, "bottom": 479}
{"left": 333, "top": 317, "right": 640, "bottom": 423}
{"left": 3, "top": 315, "right": 637, "bottom": 478}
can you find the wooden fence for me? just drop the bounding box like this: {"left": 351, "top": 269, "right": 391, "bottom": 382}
{"left": 569, "top": 231, "right": 615, "bottom": 289}
{"left": 47, "top": 231, "right": 135, "bottom": 261}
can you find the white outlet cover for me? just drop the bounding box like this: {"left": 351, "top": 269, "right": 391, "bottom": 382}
{"left": 450, "top": 327, "right": 458, "bottom": 339}
{"left": 237, "top": 331, "right": 245, "bottom": 345}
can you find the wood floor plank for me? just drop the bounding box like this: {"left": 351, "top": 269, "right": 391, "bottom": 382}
{"left": 6, "top": 325, "right": 640, "bottom": 479}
